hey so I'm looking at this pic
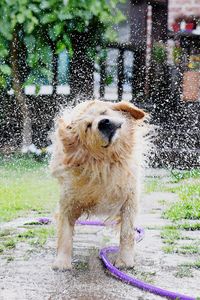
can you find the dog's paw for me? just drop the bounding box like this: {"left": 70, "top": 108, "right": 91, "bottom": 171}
{"left": 52, "top": 258, "right": 72, "bottom": 271}
{"left": 114, "top": 256, "right": 135, "bottom": 269}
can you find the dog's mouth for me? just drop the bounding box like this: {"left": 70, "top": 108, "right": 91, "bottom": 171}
{"left": 101, "top": 130, "right": 118, "bottom": 148}
{"left": 98, "top": 119, "right": 122, "bottom": 148}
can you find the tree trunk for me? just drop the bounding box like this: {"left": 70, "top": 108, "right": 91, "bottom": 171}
{"left": 49, "top": 40, "right": 58, "bottom": 97}
{"left": 11, "top": 26, "right": 32, "bottom": 148}
{"left": 129, "top": 0, "right": 148, "bottom": 100}
{"left": 52, "top": 50, "right": 58, "bottom": 97}
{"left": 69, "top": 32, "right": 94, "bottom": 103}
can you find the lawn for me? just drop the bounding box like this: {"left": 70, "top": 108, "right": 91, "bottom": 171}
{"left": 145, "top": 169, "right": 200, "bottom": 222}
{"left": 0, "top": 155, "right": 59, "bottom": 222}
{"left": 164, "top": 169, "right": 200, "bottom": 221}
{"left": 0, "top": 155, "right": 200, "bottom": 224}
{"left": 163, "top": 183, "right": 200, "bottom": 220}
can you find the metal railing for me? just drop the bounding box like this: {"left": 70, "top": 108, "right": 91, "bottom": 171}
{"left": 99, "top": 42, "right": 136, "bottom": 101}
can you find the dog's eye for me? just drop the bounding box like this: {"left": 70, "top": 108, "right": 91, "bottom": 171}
{"left": 100, "top": 110, "right": 107, "bottom": 115}
{"left": 66, "top": 125, "right": 72, "bottom": 130}
{"left": 85, "top": 122, "right": 92, "bottom": 132}
{"left": 86, "top": 123, "right": 92, "bottom": 129}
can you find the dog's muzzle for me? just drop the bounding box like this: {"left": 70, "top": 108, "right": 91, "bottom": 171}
{"left": 98, "top": 118, "right": 122, "bottom": 146}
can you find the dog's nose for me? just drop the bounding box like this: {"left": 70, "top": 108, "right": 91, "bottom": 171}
{"left": 98, "top": 118, "right": 112, "bottom": 131}
{"left": 98, "top": 118, "right": 122, "bottom": 142}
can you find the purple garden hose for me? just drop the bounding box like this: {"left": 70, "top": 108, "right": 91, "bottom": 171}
{"left": 99, "top": 245, "right": 195, "bottom": 300}
{"left": 38, "top": 218, "right": 196, "bottom": 300}
{"left": 77, "top": 220, "right": 196, "bottom": 300}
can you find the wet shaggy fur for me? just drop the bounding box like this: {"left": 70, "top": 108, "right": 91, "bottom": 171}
{"left": 50, "top": 100, "right": 148, "bottom": 270}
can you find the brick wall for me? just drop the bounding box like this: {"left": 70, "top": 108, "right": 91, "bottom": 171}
{"left": 168, "top": 0, "right": 200, "bottom": 28}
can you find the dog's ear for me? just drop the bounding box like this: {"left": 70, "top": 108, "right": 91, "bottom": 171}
{"left": 113, "top": 101, "right": 146, "bottom": 120}
{"left": 57, "top": 117, "right": 88, "bottom": 167}
{"left": 57, "top": 118, "right": 76, "bottom": 145}
{"left": 57, "top": 117, "right": 77, "bottom": 152}
{"left": 57, "top": 118, "right": 67, "bottom": 138}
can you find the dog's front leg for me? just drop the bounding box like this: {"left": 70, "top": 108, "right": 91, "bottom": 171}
{"left": 115, "top": 191, "right": 138, "bottom": 269}
{"left": 52, "top": 210, "right": 74, "bottom": 271}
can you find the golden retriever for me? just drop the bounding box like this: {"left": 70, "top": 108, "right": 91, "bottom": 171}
{"left": 50, "top": 100, "right": 147, "bottom": 270}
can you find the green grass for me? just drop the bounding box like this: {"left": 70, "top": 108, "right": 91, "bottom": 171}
{"left": 0, "top": 228, "right": 14, "bottom": 237}
{"left": 17, "top": 226, "right": 55, "bottom": 246}
{"left": 161, "top": 225, "right": 200, "bottom": 255}
{"left": 178, "top": 222, "right": 200, "bottom": 231}
{"left": 161, "top": 224, "right": 200, "bottom": 255}
{"left": 7, "top": 256, "right": 14, "bottom": 262}
{"left": 177, "top": 244, "right": 199, "bottom": 254}
{"left": 145, "top": 169, "right": 200, "bottom": 222}
{"left": 75, "top": 261, "right": 89, "bottom": 271}
{"left": 174, "top": 260, "right": 200, "bottom": 278}
{"left": 179, "top": 260, "right": 200, "bottom": 270}
{"left": 0, "top": 153, "right": 48, "bottom": 171}
{"left": 170, "top": 169, "right": 200, "bottom": 183}
{"left": 3, "top": 238, "right": 16, "bottom": 249}
{"left": 162, "top": 222, "right": 200, "bottom": 231}
{"left": 163, "top": 183, "right": 200, "bottom": 221}
{"left": 129, "top": 269, "right": 156, "bottom": 284}
{"left": 162, "top": 243, "right": 199, "bottom": 255}
{"left": 0, "top": 226, "right": 55, "bottom": 253}
{"left": 0, "top": 155, "right": 59, "bottom": 222}
{"left": 160, "top": 228, "right": 181, "bottom": 245}
{"left": 174, "top": 264, "right": 194, "bottom": 278}
{"left": 145, "top": 178, "right": 164, "bottom": 193}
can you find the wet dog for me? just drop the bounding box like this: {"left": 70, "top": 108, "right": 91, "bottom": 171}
{"left": 50, "top": 100, "right": 147, "bottom": 270}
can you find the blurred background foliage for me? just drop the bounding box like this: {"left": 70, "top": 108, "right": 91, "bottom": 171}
{"left": 0, "top": 0, "right": 125, "bottom": 90}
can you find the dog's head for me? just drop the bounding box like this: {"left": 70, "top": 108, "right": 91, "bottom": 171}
{"left": 57, "top": 100, "right": 147, "bottom": 167}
